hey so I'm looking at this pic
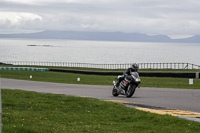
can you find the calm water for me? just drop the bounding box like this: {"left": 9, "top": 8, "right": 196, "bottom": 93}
{"left": 0, "top": 39, "right": 200, "bottom": 65}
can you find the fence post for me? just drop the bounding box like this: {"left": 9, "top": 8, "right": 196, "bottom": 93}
{"left": 196, "top": 72, "right": 199, "bottom": 79}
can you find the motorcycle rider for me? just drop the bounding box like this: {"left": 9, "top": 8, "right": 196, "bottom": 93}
{"left": 116, "top": 63, "right": 139, "bottom": 87}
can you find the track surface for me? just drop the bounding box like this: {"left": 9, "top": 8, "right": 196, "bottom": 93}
{"left": 1, "top": 78, "right": 200, "bottom": 113}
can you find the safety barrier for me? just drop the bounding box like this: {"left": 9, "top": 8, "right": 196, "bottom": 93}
{"left": 139, "top": 72, "right": 199, "bottom": 78}
{"left": 1, "top": 66, "right": 199, "bottom": 78}
{"left": 49, "top": 69, "right": 122, "bottom": 75}
{"left": 49, "top": 69, "right": 200, "bottom": 78}
{"left": 0, "top": 67, "right": 48, "bottom": 72}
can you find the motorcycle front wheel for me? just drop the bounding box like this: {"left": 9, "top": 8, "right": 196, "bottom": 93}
{"left": 112, "top": 86, "right": 119, "bottom": 97}
{"left": 126, "top": 84, "right": 137, "bottom": 98}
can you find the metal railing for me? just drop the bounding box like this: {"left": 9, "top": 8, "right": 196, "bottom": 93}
{"left": 1, "top": 61, "right": 200, "bottom": 69}
{"left": 138, "top": 63, "right": 200, "bottom": 70}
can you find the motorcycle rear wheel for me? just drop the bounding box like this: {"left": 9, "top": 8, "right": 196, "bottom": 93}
{"left": 126, "top": 85, "right": 137, "bottom": 97}
{"left": 112, "top": 86, "right": 119, "bottom": 97}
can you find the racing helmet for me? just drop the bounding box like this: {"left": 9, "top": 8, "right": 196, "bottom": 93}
{"left": 131, "top": 63, "right": 139, "bottom": 71}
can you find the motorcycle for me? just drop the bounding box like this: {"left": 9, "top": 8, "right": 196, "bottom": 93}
{"left": 112, "top": 72, "right": 141, "bottom": 97}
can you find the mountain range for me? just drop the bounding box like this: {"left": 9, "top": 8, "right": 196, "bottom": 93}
{"left": 0, "top": 30, "right": 200, "bottom": 43}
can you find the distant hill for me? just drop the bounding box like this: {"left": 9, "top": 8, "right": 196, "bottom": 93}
{"left": 0, "top": 30, "right": 199, "bottom": 43}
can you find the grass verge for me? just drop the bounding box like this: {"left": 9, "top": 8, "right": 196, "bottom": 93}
{"left": 2, "top": 89, "right": 200, "bottom": 133}
{"left": 1, "top": 70, "right": 200, "bottom": 89}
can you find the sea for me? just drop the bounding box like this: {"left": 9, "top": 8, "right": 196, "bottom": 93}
{"left": 0, "top": 38, "right": 200, "bottom": 65}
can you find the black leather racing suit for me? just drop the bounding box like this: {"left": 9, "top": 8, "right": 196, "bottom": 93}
{"left": 124, "top": 67, "right": 138, "bottom": 75}
{"left": 116, "top": 67, "right": 138, "bottom": 87}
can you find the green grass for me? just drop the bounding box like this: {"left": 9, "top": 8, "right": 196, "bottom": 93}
{"left": 1, "top": 70, "right": 200, "bottom": 89}
{"left": 141, "top": 77, "right": 200, "bottom": 89}
{"left": 2, "top": 89, "right": 200, "bottom": 133}
{"left": 0, "top": 70, "right": 113, "bottom": 85}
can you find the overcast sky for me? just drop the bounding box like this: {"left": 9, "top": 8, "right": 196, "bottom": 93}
{"left": 0, "top": 0, "right": 200, "bottom": 38}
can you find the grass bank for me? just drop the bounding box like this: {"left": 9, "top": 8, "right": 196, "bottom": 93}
{"left": 2, "top": 89, "right": 200, "bottom": 133}
{"left": 0, "top": 70, "right": 200, "bottom": 89}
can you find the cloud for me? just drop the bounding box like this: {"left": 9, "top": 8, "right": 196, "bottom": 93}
{"left": 0, "top": 12, "right": 43, "bottom": 29}
{"left": 0, "top": 0, "right": 200, "bottom": 35}
{"left": 3, "top": 0, "right": 103, "bottom": 5}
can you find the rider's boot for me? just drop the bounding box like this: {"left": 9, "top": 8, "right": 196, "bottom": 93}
{"left": 116, "top": 81, "right": 120, "bottom": 87}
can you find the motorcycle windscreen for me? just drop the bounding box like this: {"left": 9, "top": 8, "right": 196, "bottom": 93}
{"left": 130, "top": 72, "right": 139, "bottom": 77}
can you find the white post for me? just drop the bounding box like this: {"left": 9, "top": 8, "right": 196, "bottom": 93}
{"left": 189, "top": 79, "right": 193, "bottom": 85}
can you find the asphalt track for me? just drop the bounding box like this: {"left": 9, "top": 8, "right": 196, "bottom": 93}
{"left": 1, "top": 78, "right": 200, "bottom": 113}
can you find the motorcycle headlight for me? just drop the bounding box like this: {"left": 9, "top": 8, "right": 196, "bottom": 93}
{"left": 135, "top": 78, "right": 141, "bottom": 82}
